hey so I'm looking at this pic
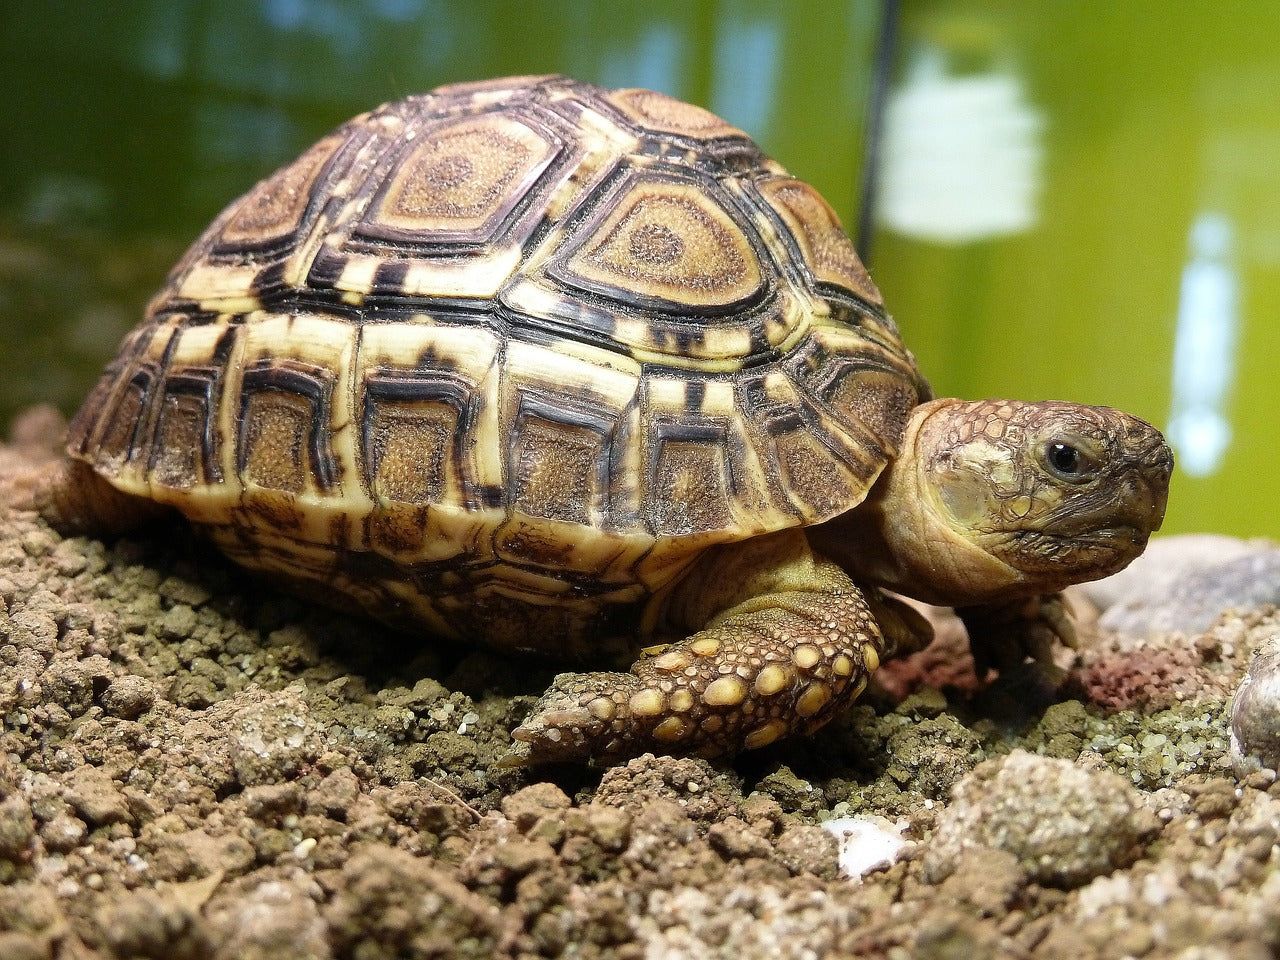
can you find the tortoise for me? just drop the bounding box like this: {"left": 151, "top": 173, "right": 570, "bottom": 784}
{"left": 39, "top": 75, "right": 1173, "bottom": 765}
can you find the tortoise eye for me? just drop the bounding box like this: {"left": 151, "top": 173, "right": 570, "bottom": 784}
{"left": 1045, "top": 441, "right": 1093, "bottom": 481}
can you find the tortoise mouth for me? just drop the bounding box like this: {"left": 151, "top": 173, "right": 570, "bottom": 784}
{"left": 1000, "top": 524, "right": 1148, "bottom": 579}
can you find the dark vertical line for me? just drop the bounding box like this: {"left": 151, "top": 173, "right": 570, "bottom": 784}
{"left": 854, "top": 0, "right": 900, "bottom": 265}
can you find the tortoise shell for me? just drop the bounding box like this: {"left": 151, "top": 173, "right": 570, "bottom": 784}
{"left": 67, "top": 75, "right": 926, "bottom": 649}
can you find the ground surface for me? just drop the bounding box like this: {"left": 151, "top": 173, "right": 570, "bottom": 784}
{"left": 2, "top": 408, "right": 1280, "bottom": 960}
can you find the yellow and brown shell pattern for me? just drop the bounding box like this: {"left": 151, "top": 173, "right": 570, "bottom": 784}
{"left": 66, "top": 75, "right": 926, "bottom": 653}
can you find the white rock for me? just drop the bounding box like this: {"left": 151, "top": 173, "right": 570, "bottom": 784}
{"left": 820, "top": 816, "right": 910, "bottom": 879}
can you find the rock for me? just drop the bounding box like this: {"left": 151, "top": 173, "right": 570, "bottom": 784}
{"left": 1230, "top": 634, "right": 1280, "bottom": 777}
{"left": 0, "top": 795, "right": 35, "bottom": 860}
{"left": 64, "top": 766, "right": 132, "bottom": 827}
{"left": 885, "top": 714, "right": 984, "bottom": 800}
{"left": 924, "top": 751, "right": 1145, "bottom": 888}
{"left": 821, "top": 815, "right": 910, "bottom": 879}
{"left": 1093, "top": 535, "right": 1280, "bottom": 635}
{"left": 324, "top": 847, "right": 504, "bottom": 960}
{"left": 209, "top": 878, "right": 331, "bottom": 960}
{"left": 595, "top": 753, "right": 742, "bottom": 823}
{"left": 209, "top": 685, "right": 318, "bottom": 788}
{"left": 1084, "top": 535, "right": 1266, "bottom": 612}
{"left": 500, "top": 782, "right": 571, "bottom": 832}
{"left": 100, "top": 675, "right": 156, "bottom": 719}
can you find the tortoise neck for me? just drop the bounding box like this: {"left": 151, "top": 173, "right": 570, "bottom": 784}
{"left": 809, "top": 400, "right": 1027, "bottom": 607}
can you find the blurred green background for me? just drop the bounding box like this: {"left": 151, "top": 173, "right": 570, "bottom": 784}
{"left": 1, "top": 0, "right": 1275, "bottom": 537}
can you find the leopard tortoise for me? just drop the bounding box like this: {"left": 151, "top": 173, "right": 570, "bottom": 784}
{"left": 40, "top": 75, "right": 1173, "bottom": 764}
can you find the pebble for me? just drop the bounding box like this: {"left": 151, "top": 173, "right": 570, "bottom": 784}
{"left": 821, "top": 815, "right": 911, "bottom": 879}
{"left": 1230, "top": 634, "right": 1280, "bottom": 776}
{"left": 924, "top": 750, "right": 1146, "bottom": 888}
{"left": 100, "top": 676, "right": 156, "bottom": 719}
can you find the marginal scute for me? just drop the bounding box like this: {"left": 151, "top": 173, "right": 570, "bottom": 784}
{"left": 760, "top": 177, "right": 882, "bottom": 305}
{"left": 95, "top": 376, "right": 148, "bottom": 470}
{"left": 366, "top": 398, "right": 456, "bottom": 504}
{"left": 151, "top": 389, "right": 208, "bottom": 489}
{"left": 647, "top": 433, "right": 734, "bottom": 536}
{"left": 557, "top": 175, "right": 764, "bottom": 310}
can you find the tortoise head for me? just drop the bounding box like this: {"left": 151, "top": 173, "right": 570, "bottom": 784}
{"left": 821, "top": 398, "right": 1174, "bottom": 606}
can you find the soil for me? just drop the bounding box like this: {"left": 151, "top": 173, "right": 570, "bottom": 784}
{"left": 2, "top": 406, "right": 1280, "bottom": 960}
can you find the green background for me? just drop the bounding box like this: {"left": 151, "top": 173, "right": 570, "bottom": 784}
{"left": 1, "top": 0, "right": 1275, "bottom": 537}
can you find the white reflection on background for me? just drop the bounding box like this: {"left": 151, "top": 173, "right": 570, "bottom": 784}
{"left": 710, "top": 18, "right": 779, "bottom": 138}
{"left": 877, "top": 46, "right": 1044, "bottom": 244}
{"left": 600, "top": 23, "right": 683, "bottom": 94}
{"left": 1166, "top": 213, "right": 1239, "bottom": 477}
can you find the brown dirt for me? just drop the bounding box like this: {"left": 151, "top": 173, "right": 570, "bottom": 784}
{"left": 3, "top": 408, "right": 1280, "bottom": 959}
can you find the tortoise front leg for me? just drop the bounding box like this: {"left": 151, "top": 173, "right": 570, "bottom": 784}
{"left": 505, "top": 531, "right": 885, "bottom": 766}
{"left": 957, "top": 592, "right": 1076, "bottom": 695}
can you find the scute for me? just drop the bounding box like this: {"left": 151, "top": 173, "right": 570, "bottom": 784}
{"left": 554, "top": 173, "right": 764, "bottom": 310}
{"left": 69, "top": 75, "right": 926, "bottom": 647}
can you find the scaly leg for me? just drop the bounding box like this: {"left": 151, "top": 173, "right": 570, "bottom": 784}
{"left": 506, "top": 530, "right": 885, "bottom": 765}
{"left": 957, "top": 592, "right": 1076, "bottom": 700}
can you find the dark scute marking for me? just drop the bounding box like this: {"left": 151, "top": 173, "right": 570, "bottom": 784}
{"left": 306, "top": 249, "right": 348, "bottom": 291}
{"left": 499, "top": 519, "right": 579, "bottom": 566}
{"left": 772, "top": 426, "right": 858, "bottom": 517}
{"left": 152, "top": 391, "right": 206, "bottom": 488}
{"left": 510, "top": 394, "right": 614, "bottom": 524}
{"left": 475, "top": 485, "right": 505, "bottom": 509}
{"left": 238, "top": 364, "right": 337, "bottom": 491}
{"left": 96, "top": 371, "right": 152, "bottom": 468}
{"left": 361, "top": 373, "right": 471, "bottom": 504}
{"left": 239, "top": 391, "right": 309, "bottom": 493}
{"left": 684, "top": 379, "right": 705, "bottom": 414}
{"left": 647, "top": 421, "right": 733, "bottom": 535}
{"left": 369, "top": 503, "right": 430, "bottom": 554}
{"left": 372, "top": 259, "right": 412, "bottom": 297}
{"left": 252, "top": 261, "right": 289, "bottom": 298}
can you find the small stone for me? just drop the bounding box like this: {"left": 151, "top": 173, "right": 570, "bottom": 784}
{"left": 1230, "top": 634, "right": 1280, "bottom": 776}
{"left": 64, "top": 767, "right": 132, "bottom": 827}
{"left": 0, "top": 932, "right": 46, "bottom": 960}
{"left": 209, "top": 878, "right": 330, "bottom": 960}
{"left": 501, "top": 782, "right": 571, "bottom": 832}
{"left": 158, "top": 576, "right": 213, "bottom": 608}
{"left": 160, "top": 604, "right": 198, "bottom": 640}
{"left": 99, "top": 676, "right": 156, "bottom": 719}
{"left": 925, "top": 750, "right": 1145, "bottom": 888}
{"left": 308, "top": 769, "right": 360, "bottom": 820}
{"left": 0, "top": 795, "right": 35, "bottom": 860}
{"left": 40, "top": 813, "right": 87, "bottom": 853}
{"left": 774, "top": 822, "right": 839, "bottom": 880}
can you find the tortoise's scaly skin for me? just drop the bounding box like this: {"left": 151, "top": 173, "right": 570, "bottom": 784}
{"left": 67, "top": 75, "right": 922, "bottom": 658}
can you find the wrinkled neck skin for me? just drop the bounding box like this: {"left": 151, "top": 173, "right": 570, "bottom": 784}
{"left": 810, "top": 405, "right": 1032, "bottom": 606}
